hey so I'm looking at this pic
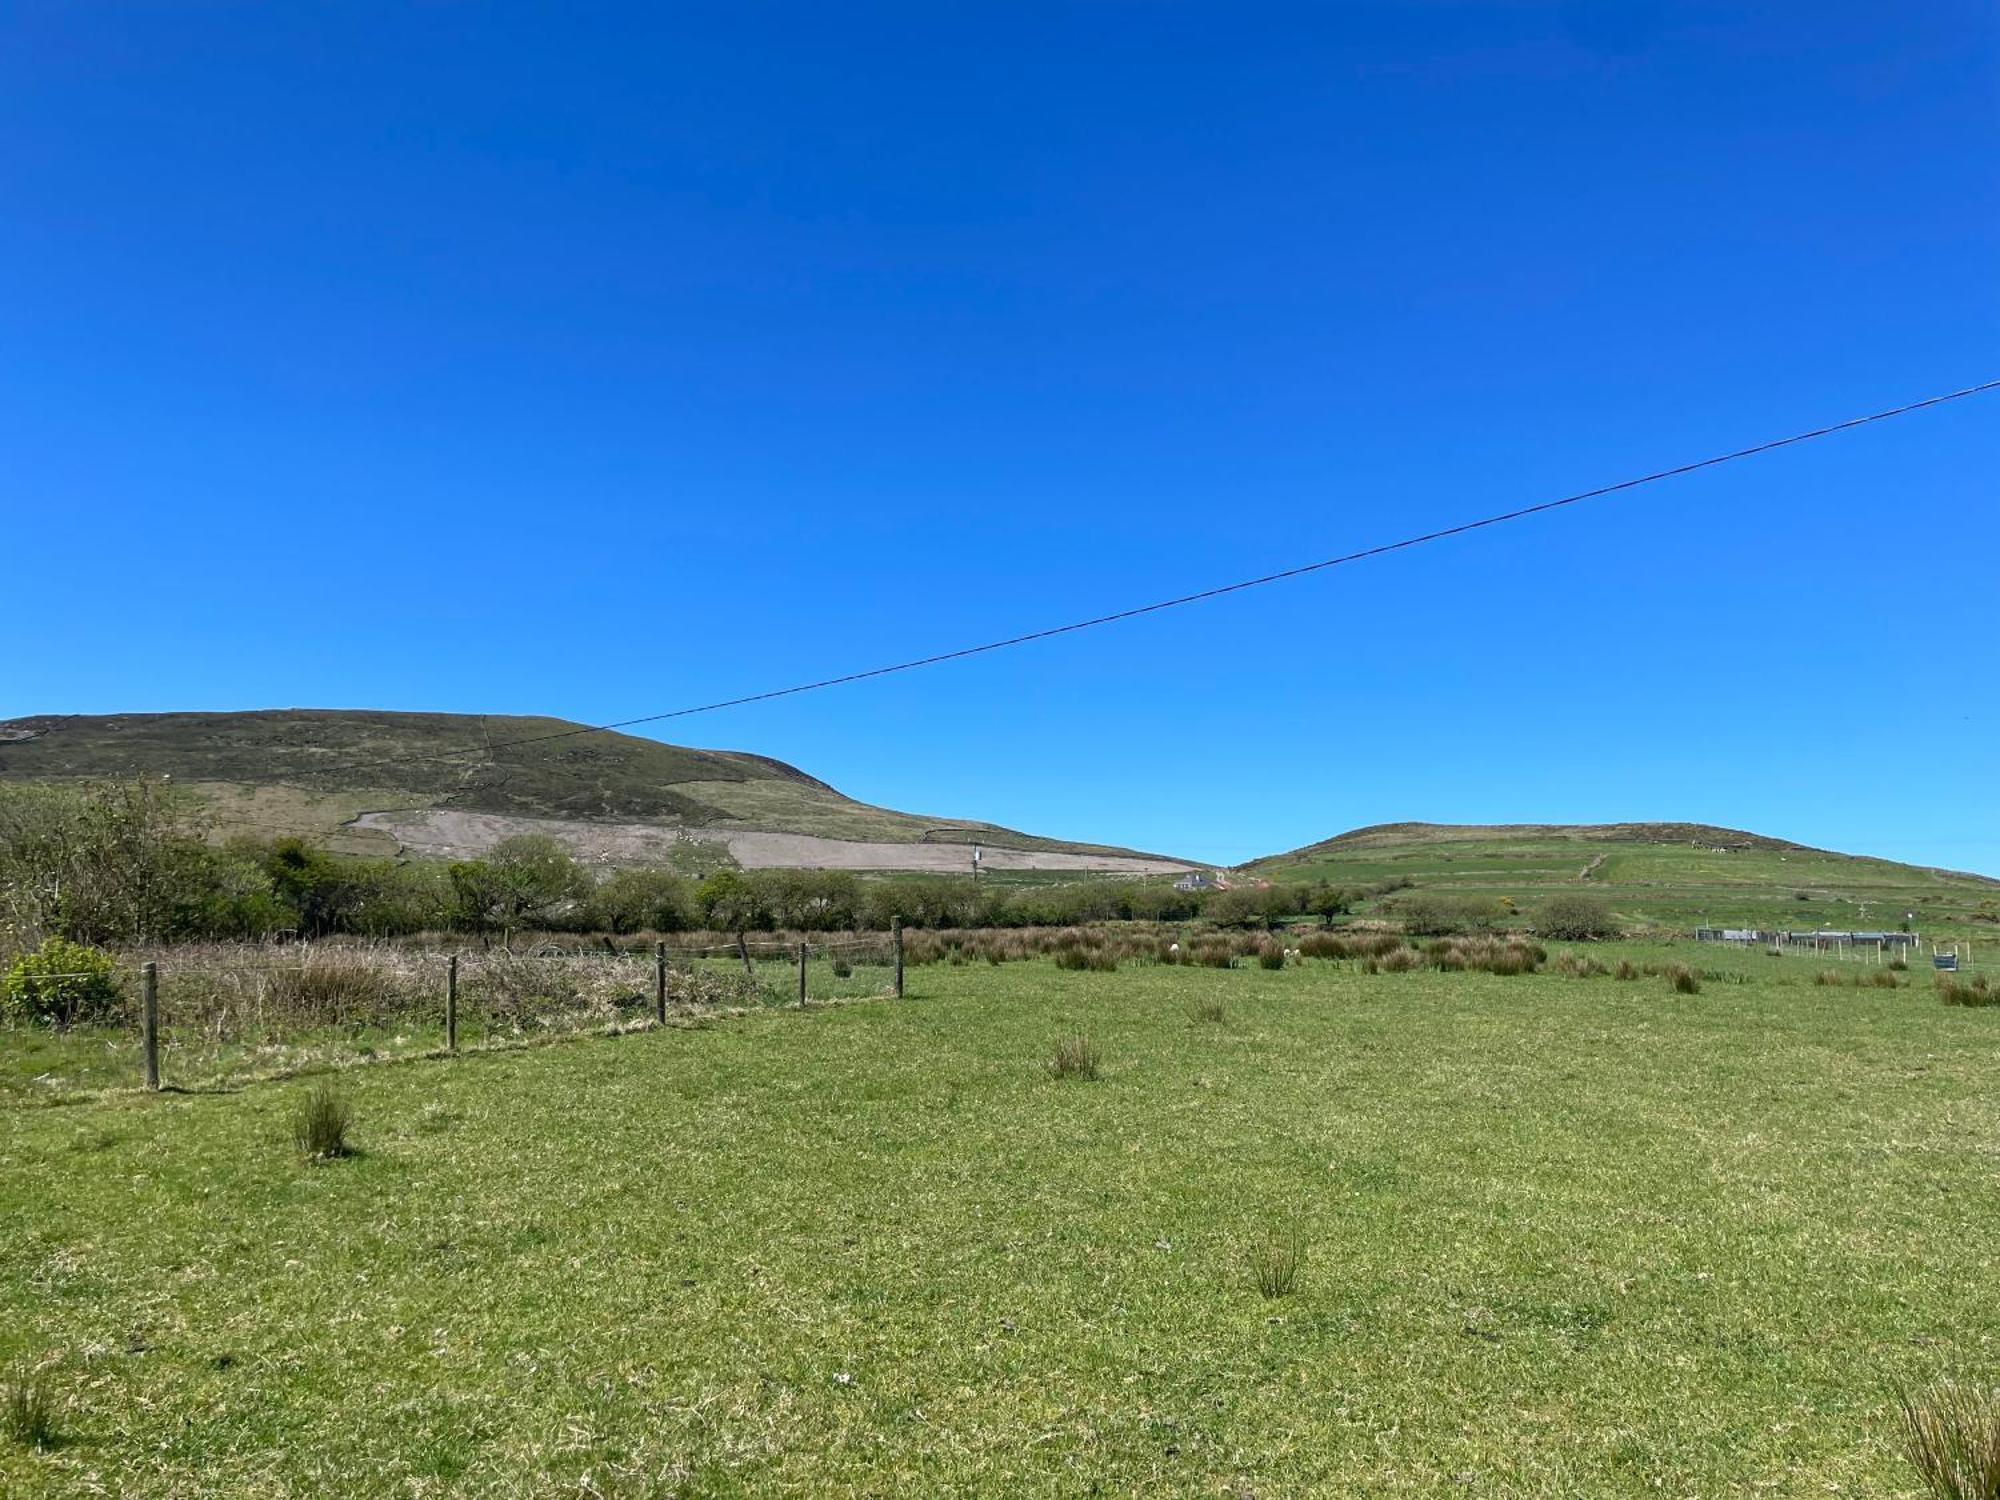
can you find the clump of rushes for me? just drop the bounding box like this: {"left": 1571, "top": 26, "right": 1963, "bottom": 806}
{"left": 1250, "top": 1229, "right": 1303, "bottom": 1299}
{"left": 1047, "top": 1036, "right": 1101, "bottom": 1081}
{"left": 1939, "top": 975, "right": 1998, "bottom": 1007}
{"left": 1896, "top": 1379, "right": 2000, "bottom": 1500}
{"left": 1613, "top": 960, "right": 1640, "bottom": 981}
{"left": 1256, "top": 942, "right": 1286, "bottom": 971}
{"left": 291, "top": 1081, "right": 355, "bottom": 1160}
{"left": 1189, "top": 999, "right": 1226, "bottom": 1024}
{"left": 1668, "top": 965, "right": 1701, "bottom": 995}
{"left": 3, "top": 1363, "right": 55, "bottom": 1450}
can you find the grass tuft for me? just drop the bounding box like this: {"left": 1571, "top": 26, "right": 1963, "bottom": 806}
{"left": 1939, "top": 975, "right": 1998, "bottom": 1007}
{"left": 1189, "top": 998, "right": 1227, "bottom": 1024}
{"left": 1250, "top": 1229, "right": 1303, "bottom": 1299}
{"left": 1047, "top": 1036, "right": 1101, "bottom": 1081}
{"left": 291, "top": 1081, "right": 355, "bottom": 1160}
{"left": 1668, "top": 965, "right": 1701, "bottom": 995}
{"left": 1897, "top": 1379, "right": 2000, "bottom": 1499}
{"left": 3, "top": 1363, "right": 55, "bottom": 1450}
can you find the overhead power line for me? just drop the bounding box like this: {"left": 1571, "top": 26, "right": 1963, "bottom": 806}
{"left": 295, "top": 378, "right": 1998, "bottom": 782}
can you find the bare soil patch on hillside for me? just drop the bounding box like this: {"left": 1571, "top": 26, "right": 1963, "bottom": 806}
{"left": 351, "top": 808, "right": 1193, "bottom": 874}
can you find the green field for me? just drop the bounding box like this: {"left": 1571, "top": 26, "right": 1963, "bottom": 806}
{"left": 3, "top": 947, "right": 1995, "bottom": 1496}
{"left": 1251, "top": 822, "right": 2000, "bottom": 936}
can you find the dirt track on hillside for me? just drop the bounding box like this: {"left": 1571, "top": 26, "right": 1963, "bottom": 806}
{"left": 350, "top": 809, "right": 1192, "bottom": 874}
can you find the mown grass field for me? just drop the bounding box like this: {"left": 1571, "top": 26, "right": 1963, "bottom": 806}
{"left": 3, "top": 947, "right": 1996, "bottom": 1496}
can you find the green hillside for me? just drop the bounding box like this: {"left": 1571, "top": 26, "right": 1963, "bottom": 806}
{"left": 0, "top": 710, "right": 1178, "bottom": 864}
{"left": 1244, "top": 822, "right": 2000, "bottom": 936}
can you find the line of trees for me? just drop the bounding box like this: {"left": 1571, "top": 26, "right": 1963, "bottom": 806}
{"left": 0, "top": 781, "right": 1388, "bottom": 952}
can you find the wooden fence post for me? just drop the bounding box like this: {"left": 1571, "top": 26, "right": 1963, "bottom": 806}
{"left": 892, "top": 916, "right": 905, "bottom": 999}
{"left": 797, "top": 941, "right": 809, "bottom": 1008}
{"left": 654, "top": 940, "right": 667, "bottom": 1024}
{"left": 140, "top": 960, "right": 160, "bottom": 1092}
{"left": 445, "top": 954, "right": 459, "bottom": 1053}
{"left": 735, "top": 931, "right": 755, "bottom": 979}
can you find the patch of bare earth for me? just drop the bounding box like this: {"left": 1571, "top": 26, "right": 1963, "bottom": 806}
{"left": 350, "top": 808, "right": 1193, "bottom": 874}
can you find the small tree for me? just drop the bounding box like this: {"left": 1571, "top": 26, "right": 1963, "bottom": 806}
{"left": 1306, "top": 883, "right": 1353, "bottom": 927}
{"left": 0, "top": 778, "right": 207, "bottom": 946}
{"left": 263, "top": 837, "right": 368, "bottom": 938}
{"left": 1533, "top": 893, "right": 1620, "bottom": 941}
{"left": 450, "top": 836, "right": 590, "bottom": 933}
{"left": 1206, "top": 888, "right": 1262, "bottom": 929}
{"left": 695, "top": 869, "right": 767, "bottom": 933}
{"left": 589, "top": 868, "right": 694, "bottom": 934}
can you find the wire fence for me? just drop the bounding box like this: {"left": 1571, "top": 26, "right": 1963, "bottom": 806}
{"left": 5, "top": 928, "right": 906, "bottom": 1103}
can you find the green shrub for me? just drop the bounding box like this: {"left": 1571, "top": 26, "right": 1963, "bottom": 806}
{"left": 1255, "top": 942, "right": 1286, "bottom": 971}
{"left": 1, "top": 938, "right": 123, "bottom": 1028}
{"left": 1395, "top": 893, "right": 1499, "bottom": 937}
{"left": 1532, "top": 894, "right": 1620, "bottom": 941}
{"left": 830, "top": 957, "right": 853, "bottom": 979}
{"left": 291, "top": 1082, "right": 355, "bottom": 1160}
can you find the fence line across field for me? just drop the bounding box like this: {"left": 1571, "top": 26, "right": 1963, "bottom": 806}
{"left": 123, "top": 921, "right": 909, "bottom": 1092}
{"left": 38, "top": 937, "right": 900, "bottom": 980}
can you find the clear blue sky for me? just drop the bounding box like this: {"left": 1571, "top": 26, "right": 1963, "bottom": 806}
{"left": 5, "top": 3, "right": 1996, "bottom": 874}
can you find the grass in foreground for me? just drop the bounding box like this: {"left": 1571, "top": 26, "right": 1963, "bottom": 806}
{"left": 1897, "top": 1379, "right": 2000, "bottom": 1499}
{"left": 2, "top": 1364, "right": 55, "bottom": 1451}
{"left": 2, "top": 950, "right": 1998, "bottom": 1495}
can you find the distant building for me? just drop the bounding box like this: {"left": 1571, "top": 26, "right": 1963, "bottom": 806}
{"left": 1174, "top": 871, "right": 1217, "bottom": 893}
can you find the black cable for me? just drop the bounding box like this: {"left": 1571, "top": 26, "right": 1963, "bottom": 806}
{"left": 293, "top": 378, "right": 1999, "bottom": 781}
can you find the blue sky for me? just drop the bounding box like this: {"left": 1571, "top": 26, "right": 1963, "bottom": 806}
{"left": 5, "top": 3, "right": 1996, "bottom": 874}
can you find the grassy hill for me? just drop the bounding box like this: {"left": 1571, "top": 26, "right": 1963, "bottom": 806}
{"left": 1243, "top": 821, "right": 2000, "bottom": 935}
{"left": 0, "top": 710, "right": 1187, "bottom": 869}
